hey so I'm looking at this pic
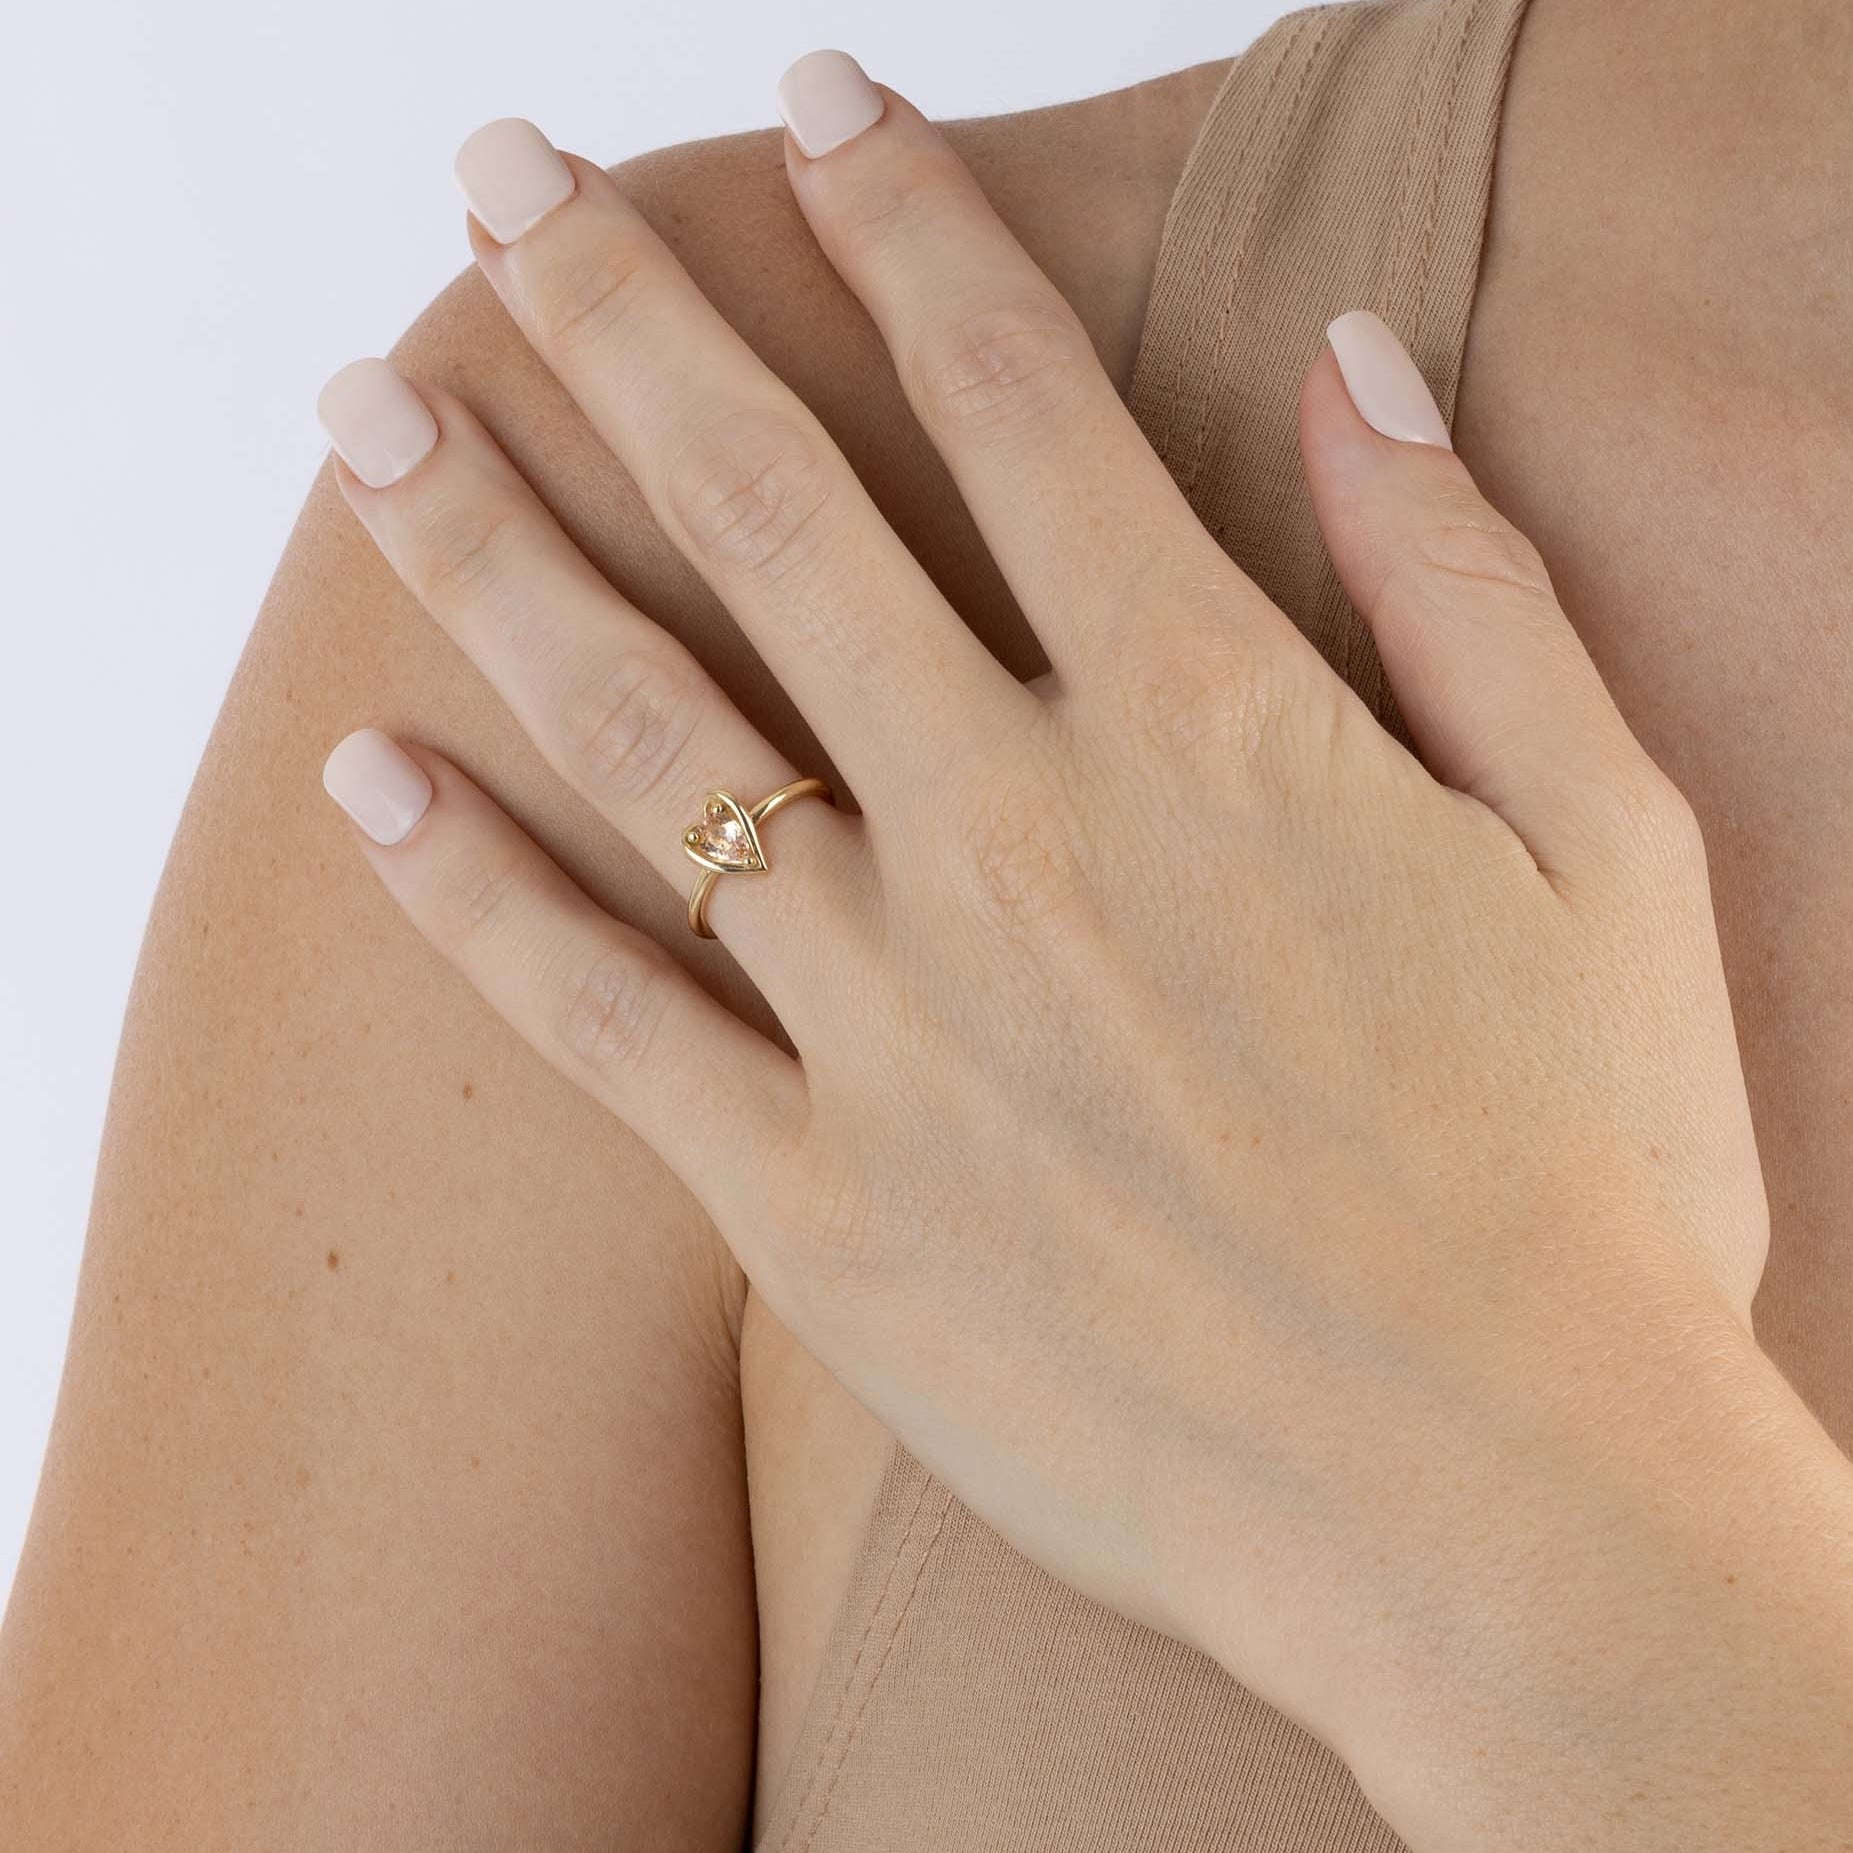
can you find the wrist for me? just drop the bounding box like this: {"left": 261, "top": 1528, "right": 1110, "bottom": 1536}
{"left": 1291, "top": 1310, "right": 1853, "bottom": 1852}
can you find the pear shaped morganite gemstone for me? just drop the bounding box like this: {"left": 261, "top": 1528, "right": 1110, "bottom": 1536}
{"left": 690, "top": 797, "right": 761, "bottom": 869}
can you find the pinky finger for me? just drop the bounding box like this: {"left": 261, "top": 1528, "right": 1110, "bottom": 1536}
{"left": 321, "top": 727, "right": 807, "bottom": 1214}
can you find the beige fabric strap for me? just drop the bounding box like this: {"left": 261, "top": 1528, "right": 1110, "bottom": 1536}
{"left": 756, "top": 4, "right": 1533, "bottom": 1847}
{"left": 1129, "top": 0, "right": 1533, "bottom": 736}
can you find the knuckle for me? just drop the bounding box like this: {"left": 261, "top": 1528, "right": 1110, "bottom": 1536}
{"left": 559, "top": 645, "right": 701, "bottom": 807}
{"left": 903, "top": 293, "right": 1092, "bottom": 445}
{"left": 661, "top": 405, "right": 839, "bottom": 586}
{"left": 827, "top": 164, "right": 938, "bottom": 262}
{"left": 550, "top": 944, "right": 671, "bottom": 1082}
{"left": 1101, "top": 621, "right": 1294, "bottom": 770}
{"left": 422, "top": 841, "right": 527, "bottom": 960}
{"left": 531, "top": 233, "right": 656, "bottom": 356}
{"left": 1375, "top": 509, "right": 1555, "bottom": 616}
{"left": 416, "top": 498, "right": 524, "bottom": 610}
{"left": 948, "top": 762, "right": 1089, "bottom": 939}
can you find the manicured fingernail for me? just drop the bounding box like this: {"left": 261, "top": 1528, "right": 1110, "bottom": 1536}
{"left": 453, "top": 117, "right": 576, "bottom": 243}
{"left": 323, "top": 728, "right": 433, "bottom": 845}
{"left": 316, "top": 358, "right": 439, "bottom": 489}
{"left": 777, "top": 50, "right": 884, "bottom": 158}
{"left": 1325, "top": 310, "right": 1453, "bottom": 450}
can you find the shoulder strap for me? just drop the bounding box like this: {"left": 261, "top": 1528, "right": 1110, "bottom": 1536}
{"left": 1128, "top": 0, "right": 1533, "bottom": 732}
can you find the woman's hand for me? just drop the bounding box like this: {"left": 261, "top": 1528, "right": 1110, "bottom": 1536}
{"left": 314, "top": 55, "right": 1853, "bottom": 1850}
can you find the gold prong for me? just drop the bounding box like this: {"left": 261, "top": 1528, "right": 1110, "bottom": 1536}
{"left": 683, "top": 777, "right": 834, "bottom": 938}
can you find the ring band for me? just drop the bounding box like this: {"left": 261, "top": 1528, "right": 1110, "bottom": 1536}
{"left": 682, "top": 777, "right": 834, "bottom": 939}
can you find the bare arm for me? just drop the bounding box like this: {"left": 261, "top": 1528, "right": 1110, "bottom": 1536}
{"left": 0, "top": 67, "right": 1221, "bottom": 1848}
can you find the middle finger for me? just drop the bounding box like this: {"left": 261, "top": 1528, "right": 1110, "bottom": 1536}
{"left": 452, "top": 119, "right": 1031, "bottom": 805}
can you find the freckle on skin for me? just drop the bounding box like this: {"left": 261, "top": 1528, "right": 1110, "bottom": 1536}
{"left": 462, "top": 1081, "right": 475, "bottom": 1100}
{"left": 445, "top": 1270, "right": 456, "bottom": 1285}
{"left": 326, "top": 1250, "right": 340, "bottom": 1272}
{"left": 295, "top": 1466, "right": 312, "bottom": 1489}
{"left": 469, "top": 1455, "right": 481, "bottom": 1471}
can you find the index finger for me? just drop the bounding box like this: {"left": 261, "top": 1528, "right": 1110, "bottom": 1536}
{"left": 776, "top": 52, "right": 1304, "bottom": 687}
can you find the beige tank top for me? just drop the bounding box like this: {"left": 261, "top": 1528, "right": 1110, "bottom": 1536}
{"left": 755, "top": 2, "right": 1534, "bottom": 1844}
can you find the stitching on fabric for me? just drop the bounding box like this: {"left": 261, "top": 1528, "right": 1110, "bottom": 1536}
{"left": 1407, "top": 0, "right": 1486, "bottom": 356}
{"left": 793, "top": 1487, "right": 958, "bottom": 1853}
{"left": 1132, "top": 51, "right": 1247, "bottom": 460}
{"left": 1451, "top": 0, "right": 1539, "bottom": 423}
{"left": 766, "top": 1462, "right": 940, "bottom": 1853}
{"left": 1343, "top": 0, "right": 1457, "bottom": 701}
{"left": 1383, "top": 0, "right": 1455, "bottom": 307}
{"left": 1152, "top": 17, "right": 1305, "bottom": 464}
{"left": 1358, "top": 0, "right": 1485, "bottom": 728}
{"left": 1152, "top": 10, "right": 1313, "bottom": 468}
{"left": 1178, "top": 6, "right": 1332, "bottom": 504}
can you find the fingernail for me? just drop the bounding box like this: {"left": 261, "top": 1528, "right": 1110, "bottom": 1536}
{"left": 453, "top": 117, "right": 576, "bottom": 243}
{"left": 777, "top": 50, "right": 884, "bottom": 158}
{"left": 1325, "top": 310, "right": 1453, "bottom": 450}
{"left": 316, "top": 358, "right": 439, "bottom": 489}
{"left": 323, "top": 728, "right": 433, "bottom": 845}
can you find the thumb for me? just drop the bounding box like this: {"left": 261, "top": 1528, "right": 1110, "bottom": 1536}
{"left": 1300, "top": 310, "right": 1681, "bottom": 881}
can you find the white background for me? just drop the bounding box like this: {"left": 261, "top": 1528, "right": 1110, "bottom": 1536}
{"left": 0, "top": 0, "right": 1290, "bottom": 1608}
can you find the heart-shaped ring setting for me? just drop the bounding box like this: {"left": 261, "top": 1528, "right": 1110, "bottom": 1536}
{"left": 680, "top": 777, "right": 834, "bottom": 939}
{"left": 683, "top": 791, "right": 768, "bottom": 875}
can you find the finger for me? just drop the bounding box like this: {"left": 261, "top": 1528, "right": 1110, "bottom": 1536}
{"left": 1300, "top": 311, "right": 1689, "bottom": 879}
{"left": 775, "top": 53, "right": 1304, "bottom": 687}
{"left": 315, "top": 357, "right": 864, "bottom": 966}
{"left": 449, "top": 119, "right": 1030, "bottom": 800}
{"left": 320, "top": 728, "right": 806, "bottom": 1215}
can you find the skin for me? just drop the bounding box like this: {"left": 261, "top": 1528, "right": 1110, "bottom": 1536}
{"left": 310, "top": 56, "right": 1849, "bottom": 1852}
{"left": 308, "top": 58, "right": 1853, "bottom": 1849}
{"left": 3, "top": 0, "right": 1852, "bottom": 1845}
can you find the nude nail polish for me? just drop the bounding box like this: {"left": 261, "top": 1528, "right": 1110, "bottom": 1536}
{"left": 1326, "top": 309, "right": 1453, "bottom": 449}
{"left": 776, "top": 50, "right": 884, "bottom": 158}
{"left": 453, "top": 117, "right": 576, "bottom": 243}
{"left": 316, "top": 358, "right": 439, "bottom": 489}
{"left": 322, "top": 729, "right": 433, "bottom": 845}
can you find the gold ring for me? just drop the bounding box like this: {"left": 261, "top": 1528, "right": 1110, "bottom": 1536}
{"left": 682, "top": 777, "right": 834, "bottom": 939}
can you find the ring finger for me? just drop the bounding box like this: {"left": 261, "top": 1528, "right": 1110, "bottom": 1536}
{"left": 316, "top": 358, "right": 864, "bottom": 973}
